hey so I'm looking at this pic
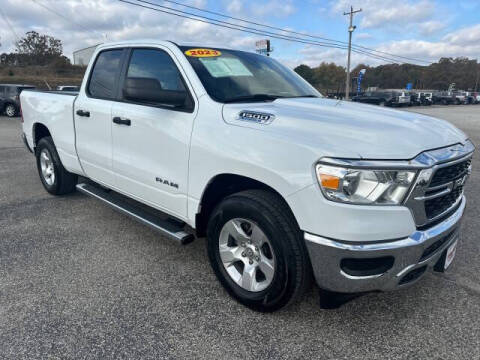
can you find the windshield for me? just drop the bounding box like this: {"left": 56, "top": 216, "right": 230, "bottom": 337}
{"left": 180, "top": 46, "right": 320, "bottom": 103}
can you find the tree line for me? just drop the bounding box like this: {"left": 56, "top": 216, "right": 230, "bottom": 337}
{"left": 0, "top": 31, "right": 71, "bottom": 67}
{"left": 295, "top": 57, "right": 480, "bottom": 94}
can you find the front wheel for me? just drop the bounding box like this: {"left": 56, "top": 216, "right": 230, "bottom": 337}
{"left": 207, "top": 190, "right": 311, "bottom": 312}
{"left": 36, "top": 136, "right": 78, "bottom": 195}
{"left": 5, "top": 104, "right": 16, "bottom": 117}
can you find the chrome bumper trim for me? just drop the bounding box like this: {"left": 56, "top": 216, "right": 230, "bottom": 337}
{"left": 304, "top": 197, "right": 465, "bottom": 293}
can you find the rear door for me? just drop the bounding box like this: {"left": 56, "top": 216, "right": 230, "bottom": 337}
{"left": 111, "top": 47, "right": 196, "bottom": 218}
{"left": 74, "top": 48, "right": 126, "bottom": 186}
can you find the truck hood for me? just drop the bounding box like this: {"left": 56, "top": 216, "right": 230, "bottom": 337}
{"left": 222, "top": 97, "right": 468, "bottom": 159}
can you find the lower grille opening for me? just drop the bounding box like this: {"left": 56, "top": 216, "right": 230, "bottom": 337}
{"left": 340, "top": 256, "right": 394, "bottom": 277}
{"left": 419, "top": 231, "right": 455, "bottom": 261}
{"left": 399, "top": 265, "right": 427, "bottom": 285}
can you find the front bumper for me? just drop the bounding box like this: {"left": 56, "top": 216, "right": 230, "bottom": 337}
{"left": 305, "top": 196, "right": 465, "bottom": 293}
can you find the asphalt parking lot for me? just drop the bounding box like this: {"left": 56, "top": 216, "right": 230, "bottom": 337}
{"left": 1, "top": 105, "right": 479, "bottom": 359}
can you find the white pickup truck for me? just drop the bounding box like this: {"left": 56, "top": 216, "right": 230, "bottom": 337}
{"left": 21, "top": 40, "right": 474, "bottom": 311}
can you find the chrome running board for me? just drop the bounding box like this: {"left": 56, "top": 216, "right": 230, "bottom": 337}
{"left": 76, "top": 183, "right": 195, "bottom": 245}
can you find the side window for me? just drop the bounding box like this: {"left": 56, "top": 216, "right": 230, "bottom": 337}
{"left": 123, "top": 48, "right": 192, "bottom": 110}
{"left": 88, "top": 49, "right": 123, "bottom": 99}
{"left": 0, "top": 86, "right": 5, "bottom": 96}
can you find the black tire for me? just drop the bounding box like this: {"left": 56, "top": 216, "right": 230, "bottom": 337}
{"left": 207, "top": 189, "right": 311, "bottom": 312}
{"left": 4, "top": 103, "right": 17, "bottom": 117}
{"left": 378, "top": 100, "right": 386, "bottom": 107}
{"left": 35, "top": 136, "right": 78, "bottom": 195}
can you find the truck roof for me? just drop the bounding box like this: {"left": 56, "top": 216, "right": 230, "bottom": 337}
{"left": 96, "top": 40, "right": 249, "bottom": 53}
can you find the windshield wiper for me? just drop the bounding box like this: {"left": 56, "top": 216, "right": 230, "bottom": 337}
{"left": 286, "top": 95, "right": 319, "bottom": 98}
{"left": 223, "top": 94, "right": 284, "bottom": 103}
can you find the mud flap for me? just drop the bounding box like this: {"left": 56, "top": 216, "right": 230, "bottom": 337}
{"left": 318, "top": 288, "right": 370, "bottom": 309}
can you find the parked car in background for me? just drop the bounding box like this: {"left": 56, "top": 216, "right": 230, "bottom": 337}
{"left": 410, "top": 92, "right": 421, "bottom": 106}
{"left": 463, "top": 91, "right": 475, "bottom": 104}
{"left": 474, "top": 92, "right": 480, "bottom": 104}
{"left": 453, "top": 91, "right": 466, "bottom": 105}
{"left": 416, "top": 92, "right": 433, "bottom": 105}
{"left": 0, "top": 84, "right": 36, "bottom": 117}
{"left": 432, "top": 91, "right": 455, "bottom": 105}
{"left": 56, "top": 85, "right": 80, "bottom": 92}
{"left": 352, "top": 91, "right": 394, "bottom": 106}
{"left": 397, "top": 91, "right": 411, "bottom": 106}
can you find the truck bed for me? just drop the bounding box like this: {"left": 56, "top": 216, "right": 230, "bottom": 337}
{"left": 21, "top": 90, "right": 83, "bottom": 175}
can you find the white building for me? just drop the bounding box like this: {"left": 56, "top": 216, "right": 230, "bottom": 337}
{"left": 73, "top": 44, "right": 101, "bottom": 66}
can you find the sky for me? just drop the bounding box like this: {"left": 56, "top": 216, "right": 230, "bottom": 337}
{"left": 1, "top": 0, "right": 479, "bottom": 69}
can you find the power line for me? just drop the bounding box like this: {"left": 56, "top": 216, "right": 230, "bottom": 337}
{"left": 31, "top": 0, "right": 104, "bottom": 39}
{"left": 118, "top": 0, "right": 424, "bottom": 65}
{"left": 0, "top": 7, "right": 20, "bottom": 43}
{"left": 144, "top": 0, "right": 430, "bottom": 64}
{"left": 128, "top": 0, "right": 351, "bottom": 50}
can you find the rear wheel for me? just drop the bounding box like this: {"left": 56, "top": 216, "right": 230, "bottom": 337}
{"left": 36, "top": 136, "right": 78, "bottom": 195}
{"left": 207, "top": 190, "right": 311, "bottom": 312}
{"left": 5, "top": 104, "right": 16, "bottom": 117}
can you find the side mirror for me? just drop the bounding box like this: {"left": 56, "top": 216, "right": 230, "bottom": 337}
{"left": 123, "top": 77, "right": 187, "bottom": 107}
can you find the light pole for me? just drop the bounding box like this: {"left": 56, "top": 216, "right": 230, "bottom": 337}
{"left": 344, "top": 6, "right": 362, "bottom": 100}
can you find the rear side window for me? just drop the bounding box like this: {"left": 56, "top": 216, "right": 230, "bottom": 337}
{"left": 88, "top": 49, "right": 123, "bottom": 99}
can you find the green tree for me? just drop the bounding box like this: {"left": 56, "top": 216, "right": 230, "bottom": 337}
{"left": 294, "top": 64, "right": 315, "bottom": 84}
{"left": 15, "top": 31, "right": 66, "bottom": 66}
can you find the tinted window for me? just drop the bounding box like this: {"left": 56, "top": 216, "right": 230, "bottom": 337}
{"left": 0, "top": 86, "right": 4, "bottom": 95}
{"left": 126, "top": 49, "right": 186, "bottom": 92}
{"left": 88, "top": 50, "right": 123, "bottom": 99}
{"left": 180, "top": 46, "right": 318, "bottom": 103}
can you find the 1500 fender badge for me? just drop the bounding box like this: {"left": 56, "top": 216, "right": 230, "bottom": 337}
{"left": 237, "top": 111, "right": 275, "bottom": 125}
{"left": 156, "top": 177, "right": 179, "bottom": 189}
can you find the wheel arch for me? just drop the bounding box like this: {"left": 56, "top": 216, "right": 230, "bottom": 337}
{"left": 32, "top": 122, "right": 52, "bottom": 151}
{"left": 195, "top": 173, "right": 298, "bottom": 238}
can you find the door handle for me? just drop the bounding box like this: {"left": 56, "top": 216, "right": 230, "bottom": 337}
{"left": 112, "top": 117, "right": 131, "bottom": 126}
{"left": 76, "top": 109, "right": 90, "bottom": 117}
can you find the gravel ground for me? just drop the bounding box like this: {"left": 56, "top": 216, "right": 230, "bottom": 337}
{"left": 0, "top": 105, "right": 479, "bottom": 359}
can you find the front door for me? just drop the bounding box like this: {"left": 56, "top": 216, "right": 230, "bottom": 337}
{"left": 111, "top": 47, "right": 196, "bottom": 219}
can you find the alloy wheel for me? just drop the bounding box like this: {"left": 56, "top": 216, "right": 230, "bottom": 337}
{"left": 219, "top": 218, "right": 276, "bottom": 292}
{"left": 39, "top": 149, "right": 55, "bottom": 186}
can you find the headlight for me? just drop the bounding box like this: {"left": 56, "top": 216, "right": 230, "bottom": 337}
{"left": 316, "top": 164, "right": 417, "bottom": 205}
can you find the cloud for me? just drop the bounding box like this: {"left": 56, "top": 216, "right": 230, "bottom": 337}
{"left": 419, "top": 21, "right": 447, "bottom": 36}
{"left": 251, "top": 0, "right": 296, "bottom": 18}
{"left": 442, "top": 24, "right": 480, "bottom": 46}
{"left": 286, "top": 23, "right": 480, "bottom": 70}
{"left": 226, "top": 0, "right": 243, "bottom": 14}
{"left": 0, "top": 0, "right": 259, "bottom": 59}
{"left": 355, "top": 33, "right": 373, "bottom": 40}
{"left": 330, "top": 0, "right": 435, "bottom": 29}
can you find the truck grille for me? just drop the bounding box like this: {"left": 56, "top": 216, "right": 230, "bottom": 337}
{"left": 425, "top": 186, "right": 463, "bottom": 220}
{"left": 429, "top": 159, "right": 471, "bottom": 187}
{"left": 404, "top": 152, "right": 472, "bottom": 229}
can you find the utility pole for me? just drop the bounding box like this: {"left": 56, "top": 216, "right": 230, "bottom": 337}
{"left": 343, "top": 6, "right": 362, "bottom": 100}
